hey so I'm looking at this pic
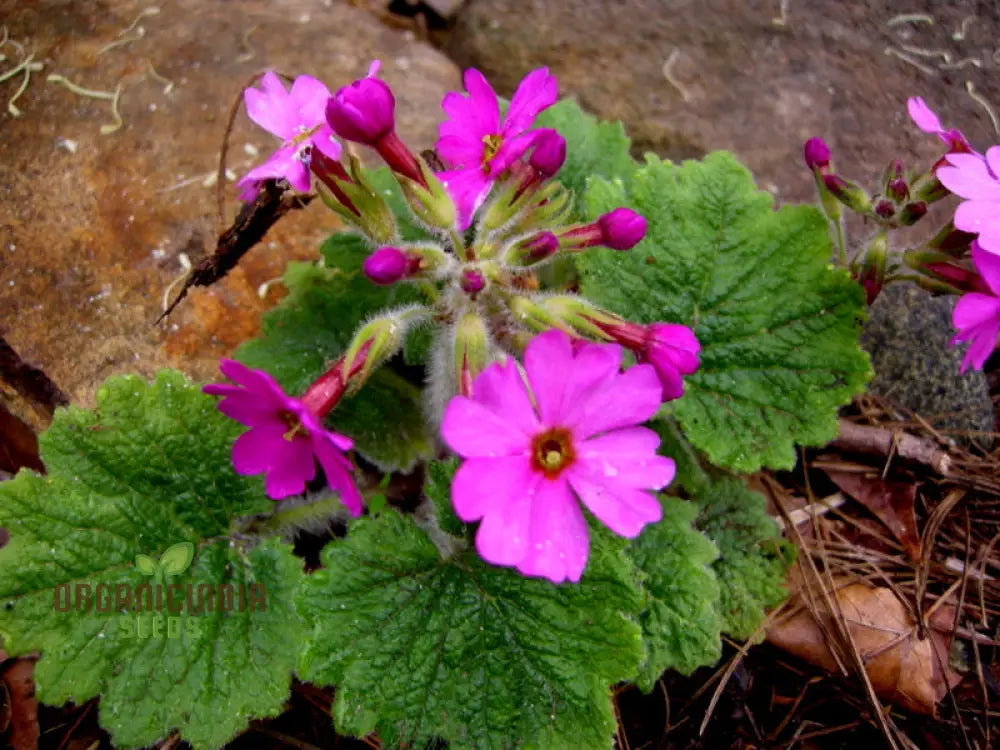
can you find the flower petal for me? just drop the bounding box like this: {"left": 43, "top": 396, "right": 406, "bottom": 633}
{"left": 953, "top": 292, "right": 1000, "bottom": 334}
{"left": 523, "top": 329, "right": 576, "bottom": 425}
{"left": 474, "top": 473, "right": 539, "bottom": 566}
{"left": 516, "top": 479, "right": 589, "bottom": 584}
{"left": 939, "top": 155, "right": 1000, "bottom": 198}
{"left": 310, "top": 124, "right": 342, "bottom": 160}
{"left": 288, "top": 74, "right": 332, "bottom": 126}
{"left": 954, "top": 199, "right": 1000, "bottom": 239}
{"left": 972, "top": 242, "right": 1000, "bottom": 296}
{"left": 576, "top": 427, "right": 676, "bottom": 489}
{"left": 451, "top": 455, "right": 534, "bottom": 522}
{"left": 503, "top": 67, "right": 558, "bottom": 137}
{"left": 244, "top": 72, "right": 295, "bottom": 139}
{"left": 472, "top": 358, "right": 539, "bottom": 436}
{"left": 264, "top": 438, "right": 316, "bottom": 499}
{"left": 567, "top": 468, "right": 663, "bottom": 538}
{"left": 439, "top": 167, "right": 492, "bottom": 230}
{"left": 231, "top": 426, "right": 286, "bottom": 475}
{"left": 214, "top": 392, "right": 286, "bottom": 427}
{"left": 312, "top": 433, "right": 362, "bottom": 515}
{"left": 567, "top": 364, "right": 663, "bottom": 439}
{"left": 907, "top": 96, "right": 943, "bottom": 135}
{"left": 441, "top": 396, "right": 531, "bottom": 457}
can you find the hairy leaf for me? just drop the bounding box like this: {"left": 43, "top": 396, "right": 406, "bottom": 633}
{"left": 629, "top": 498, "right": 721, "bottom": 688}
{"left": 694, "top": 479, "right": 794, "bottom": 639}
{"left": 297, "top": 510, "right": 643, "bottom": 749}
{"left": 579, "top": 153, "right": 870, "bottom": 471}
{"left": 0, "top": 372, "right": 304, "bottom": 749}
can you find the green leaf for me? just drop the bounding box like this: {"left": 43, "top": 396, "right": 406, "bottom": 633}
{"left": 134, "top": 554, "right": 156, "bottom": 576}
{"left": 159, "top": 541, "right": 195, "bottom": 575}
{"left": 0, "top": 372, "right": 305, "bottom": 749}
{"left": 629, "top": 498, "right": 721, "bottom": 688}
{"left": 297, "top": 510, "right": 643, "bottom": 749}
{"left": 423, "top": 458, "right": 466, "bottom": 539}
{"left": 235, "top": 233, "right": 433, "bottom": 471}
{"left": 579, "top": 153, "right": 870, "bottom": 471}
{"left": 693, "top": 479, "right": 794, "bottom": 640}
{"left": 534, "top": 98, "right": 637, "bottom": 209}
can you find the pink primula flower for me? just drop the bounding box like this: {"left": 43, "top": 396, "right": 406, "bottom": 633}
{"left": 236, "top": 72, "right": 341, "bottom": 201}
{"left": 204, "top": 359, "right": 362, "bottom": 510}
{"left": 938, "top": 147, "right": 1000, "bottom": 256}
{"left": 951, "top": 241, "right": 1000, "bottom": 372}
{"left": 441, "top": 329, "right": 676, "bottom": 584}
{"left": 437, "top": 67, "right": 558, "bottom": 229}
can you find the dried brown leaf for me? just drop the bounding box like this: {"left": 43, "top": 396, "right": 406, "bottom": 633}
{"left": 2, "top": 657, "right": 38, "bottom": 750}
{"left": 825, "top": 470, "right": 921, "bottom": 561}
{"left": 768, "top": 583, "right": 960, "bottom": 716}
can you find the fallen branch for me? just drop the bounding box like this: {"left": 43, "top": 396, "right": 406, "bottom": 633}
{"left": 833, "top": 419, "right": 952, "bottom": 476}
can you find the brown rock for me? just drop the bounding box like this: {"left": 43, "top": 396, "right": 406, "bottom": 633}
{"left": 0, "top": 0, "right": 458, "bottom": 410}
{"left": 446, "top": 0, "right": 1000, "bottom": 202}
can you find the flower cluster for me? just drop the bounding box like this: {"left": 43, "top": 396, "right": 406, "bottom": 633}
{"left": 206, "top": 62, "right": 701, "bottom": 582}
{"left": 803, "top": 97, "right": 1000, "bottom": 371}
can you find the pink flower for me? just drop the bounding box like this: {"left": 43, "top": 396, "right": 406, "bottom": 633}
{"left": 951, "top": 241, "right": 1000, "bottom": 372}
{"left": 938, "top": 147, "right": 1000, "bottom": 255}
{"left": 907, "top": 97, "right": 972, "bottom": 153}
{"left": 803, "top": 137, "right": 831, "bottom": 171}
{"left": 437, "top": 67, "right": 558, "bottom": 229}
{"left": 204, "top": 359, "right": 362, "bottom": 509}
{"left": 441, "top": 330, "right": 675, "bottom": 583}
{"left": 236, "top": 72, "right": 341, "bottom": 200}
{"left": 642, "top": 324, "right": 701, "bottom": 400}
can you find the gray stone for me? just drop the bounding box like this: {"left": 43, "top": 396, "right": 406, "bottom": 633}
{"left": 860, "top": 283, "right": 993, "bottom": 443}
{"left": 446, "top": 0, "right": 1000, "bottom": 204}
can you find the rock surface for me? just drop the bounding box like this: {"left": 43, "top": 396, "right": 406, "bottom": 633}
{"left": 0, "top": 0, "right": 458, "bottom": 409}
{"left": 861, "top": 283, "right": 993, "bottom": 442}
{"left": 446, "top": 0, "right": 1000, "bottom": 203}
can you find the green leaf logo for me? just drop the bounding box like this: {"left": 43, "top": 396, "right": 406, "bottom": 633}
{"left": 134, "top": 542, "right": 195, "bottom": 577}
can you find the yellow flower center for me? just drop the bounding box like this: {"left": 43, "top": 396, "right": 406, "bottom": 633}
{"left": 530, "top": 427, "right": 575, "bottom": 479}
{"left": 481, "top": 133, "right": 503, "bottom": 173}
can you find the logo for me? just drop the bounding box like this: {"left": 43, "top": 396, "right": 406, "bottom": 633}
{"left": 53, "top": 541, "right": 267, "bottom": 640}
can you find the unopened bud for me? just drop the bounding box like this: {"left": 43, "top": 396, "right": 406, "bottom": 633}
{"left": 506, "top": 231, "right": 559, "bottom": 266}
{"left": 897, "top": 201, "right": 927, "bottom": 226}
{"left": 460, "top": 268, "right": 486, "bottom": 295}
{"left": 854, "top": 231, "right": 889, "bottom": 305}
{"left": 398, "top": 159, "right": 457, "bottom": 230}
{"left": 903, "top": 249, "right": 987, "bottom": 294}
{"left": 363, "top": 247, "right": 410, "bottom": 285}
{"left": 873, "top": 199, "right": 896, "bottom": 220}
{"left": 803, "top": 138, "right": 831, "bottom": 172}
{"left": 927, "top": 221, "right": 976, "bottom": 256}
{"left": 528, "top": 129, "right": 566, "bottom": 178}
{"left": 885, "top": 177, "right": 909, "bottom": 203}
{"left": 559, "top": 208, "right": 647, "bottom": 252}
{"left": 453, "top": 312, "right": 491, "bottom": 397}
{"left": 822, "top": 174, "right": 872, "bottom": 213}
{"left": 326, "top": 70, "right": 396, "bottom": 146}
{"left": 342, "top": 306, "right": 428, "bottom": 393}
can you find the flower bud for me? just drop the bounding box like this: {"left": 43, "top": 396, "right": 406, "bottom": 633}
{"left": 803, "top": 138, "right": 831, "bottom": 172}
{"left": 822, "top": 174, "right": 872, "bottom": 213}
{"left": 528, "top": 129, "right": 566, "bottom": 178}
{"left": 460, "top": 268, "right": 486, "bottom": 295}
{"left": 853, "top": 231, "right": 889, "bottom": 305}
{"left": 885, "top": 177, "right": 909, "bottom": 203}
{"left": 398, "top": 159, "right": 456, "bottom": 230}
{"left": 559, "top": 208, "right": 647, "bottom": 252}
{"left": 363, "top": 247, "right": 410, "bottom": 285}
{"left": 897, "top": 201, "right": 927, "bottom": 226}
{"left": 643, "top": 323, "right": 701, "bottom": 401}
{"left": 341, "top": 306, "right": 428, "bottom": 394}
{"left": 873, "top": 199, "right": 896, "bottom": 220}
{"left": 315, "top": 150, "right": 398, "bottom": 245}
{"left": 903, "top": 249, "right": 988, "bottom": 294}
{"left": 326, "top": 76, "right": 395, "bottom": 146}
{"left": 453, "top": 312, "right": 491, "bottom": 397}
{"left": 927, "top": 221, "right": 976, "bottom": 255}
{"left": 505, "top": 231, "right": 559, "bottom": 266}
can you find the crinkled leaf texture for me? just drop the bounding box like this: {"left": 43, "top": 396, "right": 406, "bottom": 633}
{"left": 629, "top": 497, "right": 721, "bottom": 689}
{"left": 579, "top": 153, "right": 870, "bottom": 472}
{"left": 235, "top": 231, "right": 433, "bottom": 471}
{"left": 297, "top": 510, "right": 644, "bottom": 749}
{"left": 695, "top": 479, "right": 795, "bottom": 640}
{"left": 0, "top": 372, "right": 305, "bottom": 749}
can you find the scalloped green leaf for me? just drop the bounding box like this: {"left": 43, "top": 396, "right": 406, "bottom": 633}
{"left": 578, "top": 153, "right": 870, "bottom": 472}
{"left": 693, "top": 479, "right": 794, "bottom": 640}
{"left": 629, "top": 497, "right": 721, "bottom": 689}
{"left": 423, "top": 458, "right": 466, "bottom": 539}
{"left": 297, "top": 510, "right": 643, "bottom": 749}
{"left": 235, "top": 233, "right": 433, "bottom": 471}
{"left": 533, "top": 98, "right": 637, "bottom": 209}
{"left": 0, "top": 372, "right": 305, "bottom": 749}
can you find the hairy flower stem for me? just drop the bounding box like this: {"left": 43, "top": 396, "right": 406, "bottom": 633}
{"left": 833, "top": 217, "right": 847, "bottom": 265}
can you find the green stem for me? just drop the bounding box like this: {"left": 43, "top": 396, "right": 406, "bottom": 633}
{"left": 238, "top": 491, "right": 373, "bottom": 537}
{"left": 833, "top": 218, "right": 847, "bottom": 266}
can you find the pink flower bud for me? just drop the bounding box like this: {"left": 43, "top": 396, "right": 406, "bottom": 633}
{"left": 326, "top": 77, "right": 396, "bottom": 145}
{"left": 873, "top": 199, "right": 895, "bottom": 219}
{"left": 885, "top": 177, "right": 909, "bottom": 203}
{"left": 363, "top": 246, "right": 409, "bottom": 285}
{"left": 460, "top": 268, "right": 486, "bottom": 294}
{"left": 645, "top": 323, "right": 700, "bottom": 401}
{"left": 803, "top": 138, "right": 831, "bottom": 171}
{"left": 529, "top": 129, "right": 566, "bottom": 178}
{"left": 598, "top": 208, "right": 647, "bottom": 250}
